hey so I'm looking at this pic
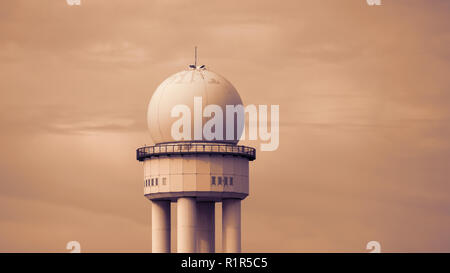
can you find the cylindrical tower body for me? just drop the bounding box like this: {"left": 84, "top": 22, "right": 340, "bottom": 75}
{"left": 222, "top": 198, "right": 242, "bottom": 253}
{"left": 197, "top": 201, "right": 215, "bottom": 253}
{"left": 151, "top": 200, "right": 171, "bottom": 253}
{"left": 177, "top": 197, "right": 197, "bottom": 253}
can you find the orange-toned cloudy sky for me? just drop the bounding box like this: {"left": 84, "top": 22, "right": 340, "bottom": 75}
{"left": 1, "top": 0, "right": 449, "bottom": 252}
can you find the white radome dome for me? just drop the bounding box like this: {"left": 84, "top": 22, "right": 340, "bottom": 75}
{"left": 147, "top": 67, "right": 243, "bottom": 144}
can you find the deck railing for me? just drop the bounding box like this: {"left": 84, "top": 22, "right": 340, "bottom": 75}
{"left": 136, "top": 142, "right": 256, "bottom": 161}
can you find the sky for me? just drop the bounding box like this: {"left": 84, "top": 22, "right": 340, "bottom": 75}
{"left": 1, "top": 0, "right": 450, "bottom": 252}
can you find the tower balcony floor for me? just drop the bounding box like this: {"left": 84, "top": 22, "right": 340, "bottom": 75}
{"left": 137, "top": 142, "right": 256, "bottom": 162}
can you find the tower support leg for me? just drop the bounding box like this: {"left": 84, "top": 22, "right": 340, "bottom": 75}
{"left": 197, "top": 201, "right": 215, "bottom": 253}
{"left": 222, "top": 198, "right": 241, "bottom": 253}
{"left": 177, "top": 197, "right": 197, "bottom": 253}
{"left": 152, "top": 200, "right": 171, "bottom": 253}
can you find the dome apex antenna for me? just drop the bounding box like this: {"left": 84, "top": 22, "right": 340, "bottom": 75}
{"left": 189, "top": 46, "right": 206, "bottom": 70}
{"left": 195, "top": 46, "right": 197, "bottom": 67}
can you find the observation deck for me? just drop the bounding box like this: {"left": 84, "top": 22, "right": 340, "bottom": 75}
{"left": 136, "top": 142, "right": 256, "bottom": 162}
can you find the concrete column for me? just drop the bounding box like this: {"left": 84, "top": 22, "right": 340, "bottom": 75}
{"left": 177, "top": 197, "right": 197, "bottom": 253}
{"left": 196, "top": 202, "right": 215, "bottom": 253}
{"left": 151, "top": 200, "right": 171, "bottom": 253}
{"left": 222, "top": 198, "right": 241, "bottom": 253}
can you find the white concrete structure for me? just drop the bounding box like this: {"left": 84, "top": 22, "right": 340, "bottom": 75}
{"left": 222, "top": 198, "right": 241, "bottom": 253}
{"left": 137, "top": 63, "right": 255, "bottom": 253}
{"left": 151, "top": 200, "right": 170, "bottom": 253}
{"left": 197, "top": 201, "right": 215, "bottom": 252}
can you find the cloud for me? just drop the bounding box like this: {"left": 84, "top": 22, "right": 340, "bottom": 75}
{"left": 1, "top": 0, "right": 450, "bottom": 252}
{"left": 0, "top": 104, "right": 144, "bottom": 135}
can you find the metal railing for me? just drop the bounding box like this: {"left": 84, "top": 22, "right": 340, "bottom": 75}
{"left": 136, "top": 142, "right": 256, "bottom": 161}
